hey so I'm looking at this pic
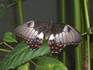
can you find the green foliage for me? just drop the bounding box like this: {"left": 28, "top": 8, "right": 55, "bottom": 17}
{"left": 36, "top": 57, "right": 68, "bottom": 70}
{"left": 18, "top": 62, "right": 30, "bottom": 70}
{"left": 3, "top": 32, "right": 17, "bottom": 43}
{"left": 90, "top": 43, "right": 93, "bottom": 59}
{"left": 0, "top": 3, "right": 7, "bottom": 19}
{"left": 0, "top": 40, "right": 50, "bottom": 70}
{"left": 89, "top": 26, "right": 93, "bottom": 34}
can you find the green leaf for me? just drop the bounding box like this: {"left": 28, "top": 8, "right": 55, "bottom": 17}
{"left": 18, "top": 62, "right": 30, "bottom": 70}
{"left": 0, "top": 40, "right": 50, "bottom": 70}
{"left": 3, "top": 32, "right": 17, "bottom": 43}
{"left": 89, "top": 26, "right": 93, "bottom": 34}
{"left": 0, "top": 3, "right": 7, "bottom": 18}
{"left": 36, "top": 57, "right": 68, "bottom": 70}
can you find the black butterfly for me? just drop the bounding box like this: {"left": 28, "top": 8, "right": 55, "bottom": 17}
{"left": 14, "top": 20, "right": 82, "bottom": 53}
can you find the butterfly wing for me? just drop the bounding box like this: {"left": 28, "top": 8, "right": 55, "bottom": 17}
{"left": 14, "top": 20, "right": 82, "bottom": 53}
{"left": 48, "top": 24, "right": 82, "bottom": 53}
{"left": 14, "top": 21, "right": 48, "bottom": 50}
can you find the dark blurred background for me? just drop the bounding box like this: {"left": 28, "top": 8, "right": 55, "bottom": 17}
{"left": 0, "top": 0, "right": 93, "bottom": 38}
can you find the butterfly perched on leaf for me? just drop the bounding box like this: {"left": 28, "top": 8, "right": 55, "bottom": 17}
{"left": 14, "top": 20, "right": 82, "bottom": 53}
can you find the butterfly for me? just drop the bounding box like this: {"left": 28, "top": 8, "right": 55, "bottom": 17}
{"left": 14, "top": 20, "right": 82, "bottom": 53}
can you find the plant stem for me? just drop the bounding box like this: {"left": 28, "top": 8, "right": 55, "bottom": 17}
{"left": 62, "top": 49, "right": 66, "bottom": 65}
{"left": 0, "top": 42, "right": 14, "bottom": 49}
{"left": 82, "top": 32, "right": 87, "bottom": 36}
{"left": 18, "top": 0, "right": 24, "bottom": 24}
{"left": 0, "top": 42, "right": 3, "bottom": 45}
{"left": 60, "top": 0, "right": 66, "bottom": 65}
{"left": 73, "top": 0, "right": 82, "bottom": 70}
{"left": 60, "top": 0, "right": 66, "bottom": 23}
{"left": 30, "top": 60, "right": 38, "bottom": 67}
{"left": 0, "top": 48, "right": 11, "bottom": 52}
{"left": 4, "top": 42, "right": 14, "bottom": 49}
{"left": 7, "top": 2, "right": 17, "bottom": 8}
{"left": 83, "top": 0, "right": 90, "bottom": 70}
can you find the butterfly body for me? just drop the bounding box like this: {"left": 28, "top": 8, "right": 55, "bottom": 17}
{"left": 14, "top": 20, "right": 82, "bottom": 53}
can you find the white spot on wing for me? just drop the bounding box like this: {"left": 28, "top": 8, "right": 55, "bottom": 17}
{"left": 59, "top": 33, "right": 62, "bottom": 42}
{"left": 37, "top": 32, "right": 44, "bottom": 39}
{"left": 55, "top": 34, "right": 60, "bottom": 43}
{"left": 55, "top": 51, "right": 58, "bottom": 53}
{"left": 49, "top": 34, "right": 55, "bottom": 40}
{"left": 63, "top": 25, "right": 68, "bottom": 32}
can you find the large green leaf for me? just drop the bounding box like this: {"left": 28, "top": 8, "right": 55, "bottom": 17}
{"left": 3, "top": 32, "right": 17, "bottom": 43}
{"left": 0, "top": 40, "right": 50, "bottom": 70}
{"left": 36, "top": 57, "right": 68, "bottom": 70}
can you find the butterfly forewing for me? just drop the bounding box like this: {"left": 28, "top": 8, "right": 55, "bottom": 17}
{"left": 14, "top": 21, "right": 47, "bottom": 50}
{"left": 66, "top": 25, "right": 82, "bottom": 43}
{"left": 48, "top": 24, "right": 82, "bottom": 53}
